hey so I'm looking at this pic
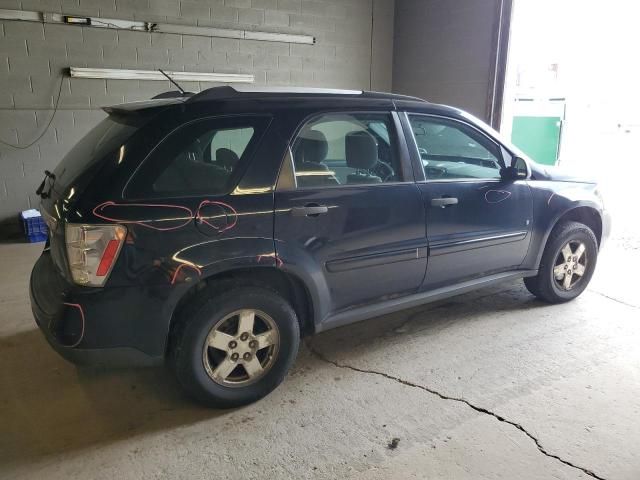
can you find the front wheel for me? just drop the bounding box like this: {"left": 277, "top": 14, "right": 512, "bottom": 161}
{"left": 171, "top": 285, "right": 300, "bottom": 408}
{"left": 524, "top": 221, "right": 598, "bottom": 303}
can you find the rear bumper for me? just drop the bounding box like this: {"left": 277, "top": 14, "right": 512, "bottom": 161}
{"left": 29, "top": 251, "right": 164, "bottom": 367}
{"left": 31, "top": 310, "right": 161, "bottom": 367}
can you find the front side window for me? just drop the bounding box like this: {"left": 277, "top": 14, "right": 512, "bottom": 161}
{"left": 408, "top": 115, "right": 503, "bottom": 180}
{"left": 126, "top": 117, "right": 267, "bottom": 198}
{"left": 291, "top": 113, "right": 403, "bottom": 188}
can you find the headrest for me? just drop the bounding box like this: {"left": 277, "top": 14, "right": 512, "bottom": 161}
{"left": 345, "top": 131, "right": 378, "bottom": 170}
{"left": 297, "top": 129, "right": 328, "bottom": 164}
{"left": 215, "top": 148, "right": 239, "bottom": 169}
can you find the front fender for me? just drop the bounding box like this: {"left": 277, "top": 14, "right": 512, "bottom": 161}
{"left": 522, "top": 181, "right": 605, "bottom": 269}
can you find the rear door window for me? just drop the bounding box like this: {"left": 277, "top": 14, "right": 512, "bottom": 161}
{"left": 126, "top": 116, "right": 269, "bottom": 198}
{"left": 291, "top": 113, "right": 404, "bottom": 188}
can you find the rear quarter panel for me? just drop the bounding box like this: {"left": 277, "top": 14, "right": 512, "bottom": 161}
{"left": 44, "top": 106, "right": 289, "bottom": 357}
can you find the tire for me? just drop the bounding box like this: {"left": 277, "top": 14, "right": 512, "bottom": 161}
{"left": 170, "top": 285, "right": 300, "bottom": 408}
{"left": 524, "top": 220, "right": 598, "bottom": 303}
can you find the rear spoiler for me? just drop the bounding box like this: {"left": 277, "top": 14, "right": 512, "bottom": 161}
{"left": 102, "top": 97, "right": 188, "bottom": 116}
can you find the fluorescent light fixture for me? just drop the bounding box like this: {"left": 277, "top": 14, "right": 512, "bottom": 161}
{"left": 0, "top": 8, "right": 315, "bottom": 44}
{"left": 69, "top": 67, "right": 255, "bottom": 83}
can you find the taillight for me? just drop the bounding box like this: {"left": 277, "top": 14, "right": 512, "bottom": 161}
{"left": 65, "top": 223, "right": 127, "bottom": 286}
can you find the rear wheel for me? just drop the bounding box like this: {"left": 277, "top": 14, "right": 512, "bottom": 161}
{"left": 171, "top": 285, "right": 300, "bottom": 408}
{"left": 524, "top": 221, "right": 598, "bottom": 303}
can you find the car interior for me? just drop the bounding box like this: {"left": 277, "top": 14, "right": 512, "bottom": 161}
{"left": 292, "top": 115, "right": 400, "bottom": 188}
{"left": 152, "top": 127, "right": 254, "bottom": 195}
{"left": 410, "top": 119, "right": 503, "bottom": 180}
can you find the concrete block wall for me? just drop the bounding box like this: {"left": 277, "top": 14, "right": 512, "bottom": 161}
{"left": 0, "top": 0, "right": 395, "bottom": 223}
{"left": 392, "top": 0, "right": 502, "bottom": 121}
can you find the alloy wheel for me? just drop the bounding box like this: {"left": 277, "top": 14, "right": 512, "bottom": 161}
{"left": 202, "top": 309, "right": 280, "bottom": 387}
{"left": 553, "top": 240, "right": 588, "bottom": 291}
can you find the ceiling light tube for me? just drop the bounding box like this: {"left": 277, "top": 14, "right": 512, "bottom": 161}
{"left": 69, "top": 67, "right": 255, "bottom": 83}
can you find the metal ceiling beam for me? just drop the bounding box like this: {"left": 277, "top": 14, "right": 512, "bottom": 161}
{"left": 0, "top": 8, "right": 315, "bottom": 45}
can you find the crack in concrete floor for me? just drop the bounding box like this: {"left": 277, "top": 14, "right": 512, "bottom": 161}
{"left": 590, "top": 290, "right": 639, "bottom": 309}
{"left": 307, "top": 341, "right": 607, "bottom": 480}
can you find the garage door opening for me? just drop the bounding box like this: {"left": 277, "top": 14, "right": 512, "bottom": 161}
{"left": 502, "top": 0, "right": 640, "bottom": 243}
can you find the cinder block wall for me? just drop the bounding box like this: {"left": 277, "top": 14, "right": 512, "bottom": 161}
{"left": 392, "top": 0, "right": 502, "bottom": 121}
{"left": 0, "top": 0, "right": 394, "bottom": 224}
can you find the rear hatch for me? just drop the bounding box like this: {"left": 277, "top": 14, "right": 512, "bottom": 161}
{"left": 50, "top": 98, "right": 186, "bottom": 196}
{"left": 39, "top": 98, "right": 184, "bottom": 277}
{"left": 40, "top": 116, "right": 140, "bottom": 277}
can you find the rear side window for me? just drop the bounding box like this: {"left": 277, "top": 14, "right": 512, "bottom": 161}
{"left": 291, "top": 113, "right": 403, "bottom": 188}
{"left": 126, "top": 117, "right": 268, "bottom": 198}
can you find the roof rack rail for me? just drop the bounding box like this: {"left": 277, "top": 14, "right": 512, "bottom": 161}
{"left": 186, "top": 85, "right": 428, "bottom": 104}
{"left": 188, "top": 85, "right": 364, "bottom": 103}
{"left": 233, "top": 86, "right": 363, "bottom": 95}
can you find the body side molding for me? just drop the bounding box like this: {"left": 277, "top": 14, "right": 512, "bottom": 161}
{"left": 316, "top": 269, "right": 538, "bottom": 332}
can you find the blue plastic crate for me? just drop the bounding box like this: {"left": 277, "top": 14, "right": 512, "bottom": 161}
{"left": 19, "top": 211, "right": 48, "bottom": 243}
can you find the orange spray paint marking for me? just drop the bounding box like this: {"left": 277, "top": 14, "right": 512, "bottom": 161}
{"left": 61, "top": 302, "right": 85, "bottom": 348}
{"left": 170, "top": 264, "right": 202, "bottom": 285}
{"left": 257, "top": 252, "right": 283, "bottom": 268}
{"left": 484, "top": 190, "right": 512, "bottom": 204}
{"left": 195, "top": 200, "right": 239, "bottom": 233}
{"left": 93, "top": 201, "right": 194, "bottom": 231}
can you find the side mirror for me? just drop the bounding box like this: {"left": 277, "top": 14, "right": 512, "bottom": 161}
{"left": 500, "top": 157, "right": 528, "bottom": 181}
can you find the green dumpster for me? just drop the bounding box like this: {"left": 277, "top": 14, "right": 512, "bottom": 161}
{"left": 511, "top": 115, "right": 562, "bottom": 166}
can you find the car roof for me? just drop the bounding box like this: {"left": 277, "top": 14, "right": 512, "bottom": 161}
{"left": 104, "top": 86, "right": 429, "bottom": 114}
{"left": 104, "top": 86, "right": 495, "bottom": 130}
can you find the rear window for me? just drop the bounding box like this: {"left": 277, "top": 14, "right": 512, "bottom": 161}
{"left": 125, "top": 116, "right": 269, "bottom": 199}
{"left": 53, "top": 116, "right": 140, "bottom": 189}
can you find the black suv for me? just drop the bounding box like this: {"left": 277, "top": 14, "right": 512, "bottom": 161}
{"left": 30, "top": 87, "right": 610, "bottom": 407}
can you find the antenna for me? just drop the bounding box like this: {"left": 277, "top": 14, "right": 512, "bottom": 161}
{"left": 158, "top": 69, "right": 185, "bottom": 94}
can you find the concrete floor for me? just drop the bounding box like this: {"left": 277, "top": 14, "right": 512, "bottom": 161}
{"left": 1, "top": 236, "right": 639, "bottom": 480}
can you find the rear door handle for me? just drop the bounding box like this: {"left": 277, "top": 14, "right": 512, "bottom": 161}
{"left": 431, "top": 197, "right": 458, "bottom": 208}
{"left": 290, "top": 204, "right": 328, "bottom": 217}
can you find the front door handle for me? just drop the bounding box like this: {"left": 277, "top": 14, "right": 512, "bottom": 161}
{"left": 290, "top": 204, "right": 328, "bottom": 217}
{"left": 431, "top": 197, "right": 458, "bottom": 208}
